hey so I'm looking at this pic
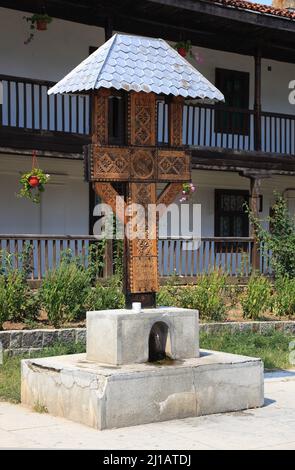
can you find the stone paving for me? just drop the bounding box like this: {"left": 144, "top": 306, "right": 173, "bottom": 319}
{"left": 1, "top": 371, "right": 295, "bottom": 449}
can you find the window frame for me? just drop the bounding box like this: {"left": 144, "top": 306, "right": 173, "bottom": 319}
{"left": 215, "top": 68, "right": 250, "bottom": 136}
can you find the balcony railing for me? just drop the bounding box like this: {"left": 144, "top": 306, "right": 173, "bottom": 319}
{"left": 0, "top": 74, "right": 90, "bottom": 152}
{"left": 0, "top": 234, "right": 272, "bottom": 281}
{"left": 158, "top": 101, "right": 295, "bottom": 155}
{"left": 1, "top": 75, "right": 294, "bottom": 155}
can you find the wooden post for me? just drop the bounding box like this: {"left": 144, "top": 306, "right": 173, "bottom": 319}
{"left": 254, "top": 48, "right": 262, "bottom": 152}
{"left": 250, "top": 176, "right": 261, "bottom": 273}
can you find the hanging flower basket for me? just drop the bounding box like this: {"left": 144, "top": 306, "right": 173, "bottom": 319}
{"left": 23, "top": 13, "right": 53, "bottom": 44}
{"left": 18, "top": 168, "right": 50, "bottom": 204}
{"left": 174, "top": 40, "right": 192, "bottom": 58}
{"left": 179, "top": 182, "right": 196, "bottom": 203}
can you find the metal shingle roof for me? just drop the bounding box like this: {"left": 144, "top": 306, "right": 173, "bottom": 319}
{"left": 48, "top": 33, "right": 224, "bottom": 101}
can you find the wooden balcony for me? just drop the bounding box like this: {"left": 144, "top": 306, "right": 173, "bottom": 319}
{"left": 0, "top": 74, "right": 90, "bottom": 154}
{"left": 0, "top": 74, "right": 295, "bottom": 158}
{"left": 0, "top": 234, "right": 272, "bottom": 282}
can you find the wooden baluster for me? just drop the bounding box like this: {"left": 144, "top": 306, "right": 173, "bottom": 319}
{"left": 14, "top": 239, "right": 18, "bottom": 270}
{"left": 15, "top": 81, "right": 19, "bottom": 127}
{"left": 44, "top": 239, "right": 49, "bottom": 274}
{"left": 37, "top": 239, "right": 41, "bottom": 280}
{"left": 230, "top": 241, "right": 234, "bottom": 276}
{"left": 52, "top": 239, "right": 56, "bottom": 269}
{"left": 31, "top": 83, "right": 35, "bottom": 129}
{"left": 39, "top": 84, "right": 42, "bottom": 130}
{"left": 47, "top": 86, "right": 50, "bottom": 130}
{"left": 76, "top": 95, "right": 79, "bottom": 133}
{"left": 29, "top": 240, "right": 34, "bottom": 280}
{"left": 54, "top": 94, "right": 58, "bottom": 131}
{"left": 7, "top": 80, "right": 11, "bottom": 126}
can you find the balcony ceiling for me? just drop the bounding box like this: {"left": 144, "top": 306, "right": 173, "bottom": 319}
{"left": 1, "top": 0, "right": 295, "bottom": 62}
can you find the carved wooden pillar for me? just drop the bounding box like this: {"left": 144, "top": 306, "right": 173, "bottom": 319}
{"left": 126, "top": 92, "right": 158, "bottom": 307}
{"left": 91, "top": 89, "right": 113, "bottom": 277}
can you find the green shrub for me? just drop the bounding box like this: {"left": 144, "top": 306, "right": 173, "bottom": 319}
{"left": 0, "top": 255, "right": 39, "bottom": 329}
{"left": 40, "top": 261, "right": 90, "bottom": 327}
{"left": 85, "top": 276, "right": 124, "bottom": 310}
{"left": 247, "top": 194, "right": 295, "bottom": 278}
{"left": 180, "top": 271, "right": 228, "bottom": 321}
{"left": 158, "top": 271, "right": 228, "bottom": 321}
{"left": 272, "top": 277, "right": 295, "bottom": 317}
{"left": 157, "top": 275, "right": 182, "bottom": 307}
{"left": 241, "top": 275, "right": 272, "bottom": 320}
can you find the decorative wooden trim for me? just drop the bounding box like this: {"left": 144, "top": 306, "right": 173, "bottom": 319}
{"left": 157, "top": 149, "right": 191, "bottom": 181}
{"left": 169, "top": 96, "right": 184, "bottom": 147}
{"left": 86, "top": 145, "right": 191, "bottom": 182}
{"left": 92, "top": 89, "right": 111, "bottom": 145}
{"left": 129, "top": 92, "right": 156, "bottom": 146}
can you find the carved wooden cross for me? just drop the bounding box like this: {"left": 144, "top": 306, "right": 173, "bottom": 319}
{"left": 84, "top": 89, "right": 191, "bottom": 307}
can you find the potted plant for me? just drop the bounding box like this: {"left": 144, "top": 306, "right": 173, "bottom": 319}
{"left": 23, "top": 13, "right": 53, "bottom": 44}
{"left": 174, "top": 40, "right": 192, "bottom": 58}
{"left": 179, "top": 182, "right": 196, "bottom": 203}
{"left": 17, "top": 168, "right": 50, "bottom": 203}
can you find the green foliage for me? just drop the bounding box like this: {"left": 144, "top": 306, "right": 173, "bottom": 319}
{"left": 241, "top": 275, "right": 272, "bottom": 320}
{"left": 0, "top": 251, "right": 38, "bottom": 329}
{"left": 248, "top": 193, "right": 295, "bottom": 278}
{"left": 158, "top": 271, "right": 228, "bottom": 321}
{"left": 17, "top": 168, "right": 50, "bottom": 203}
{"left": 0, "top": 341, "right": 85, "bottom": 404}
{"left": 40, "top": 261, "right": 90, "bottom": 327}
{"left": 180, "top": 271, "right": 227, "bottom": 321}
{"left": 272, "top": 276, "right": 295, "bottom": 317}
{"left": 87, "top": 240, "right": 106, "bottom": 283}
{"left": 23, "top": 14, "right": 53, "bottom": 44}
{"left": 85, "top": 276, "right": 124, "bottom": 311}
{"left": 157, "top": 273, "right": 182, "bottom": 307}
{"left": 200, "top": 330, "right": 293, "bottom": 370}
{"left": 174, "top": 40, "right": 192, "bottom": 56}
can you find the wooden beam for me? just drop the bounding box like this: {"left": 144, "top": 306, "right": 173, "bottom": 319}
{"left": 148, "top": 0, "right": 295, "bottom": 33}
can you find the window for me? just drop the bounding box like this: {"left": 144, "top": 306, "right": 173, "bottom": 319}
{"left": 157, "top": 97, "right": 169, "bottom": 145}
{"left": 108, "top": 93, "right": 126, "bottom": 145}
{"left": 215, "top": 68, "right": 250, "bottom": 135}
{"left": 215, "top": 190, "right": 249, "bottom": 237}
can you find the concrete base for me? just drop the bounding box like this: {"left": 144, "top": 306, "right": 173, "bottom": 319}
{"left": 21, "top": 350, "right": 264, "bottom": 430}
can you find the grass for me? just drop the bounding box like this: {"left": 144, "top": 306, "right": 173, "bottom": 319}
{"left": 0, "top": 331, "right": 294, "bottom": 405}
{"left": 200, "top": 330, "right": 294, "bottom": 370}
{"left": 0, "top": 341, "right": 85, "bottom": 404}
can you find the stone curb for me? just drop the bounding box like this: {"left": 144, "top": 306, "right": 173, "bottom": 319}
{"left": 0, "top": 321, "right": 294, "bottom": 355}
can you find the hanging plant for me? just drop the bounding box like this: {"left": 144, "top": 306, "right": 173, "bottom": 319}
{"left": 23, "top": 13, "right": 53, "bottom": 45}
{"left": 18, "top": 168, "right": 50, "bottom": 203}
{"left": 179, "top": 183, "right": 196, "bottom": 203}
{"left": 174, "top": 40, "right": 192, "bottom": 58}
{"left": 17, "top": 152, "right": 50, "bottom": 203}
